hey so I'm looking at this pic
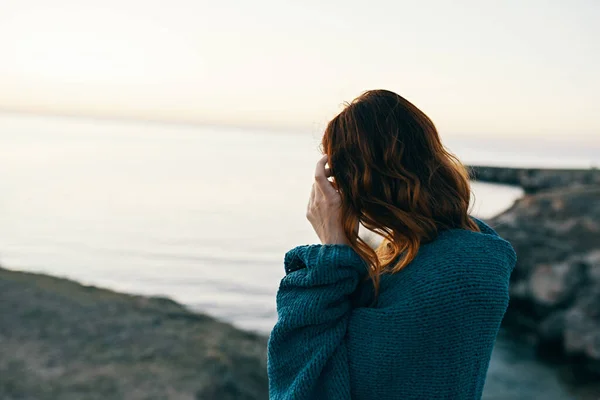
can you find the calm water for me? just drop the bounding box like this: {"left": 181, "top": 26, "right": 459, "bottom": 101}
{"left": 1, "top": 113, "right": 597, "bottom": 399}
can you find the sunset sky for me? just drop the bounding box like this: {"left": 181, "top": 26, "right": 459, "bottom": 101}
{"left": 0, "top": 0, "right": 598, "bottom": 136}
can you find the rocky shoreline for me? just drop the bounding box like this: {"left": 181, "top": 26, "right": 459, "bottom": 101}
{"left": 0, "top": 267, "right": 269, "bottom": 400}
{"left": 471, "top": 165, "right": 600, "bottom": 389}
{"left": 469, "top": 165, "right": 600, "bottom": 194}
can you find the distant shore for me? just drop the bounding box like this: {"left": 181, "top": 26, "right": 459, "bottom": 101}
{"left": 469, "top": 165, "right": 600, "bottom": 193}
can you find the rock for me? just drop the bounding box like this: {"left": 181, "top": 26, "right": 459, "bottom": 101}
{"left": 488, "top": 185, "right": 600, "bottom": 383}
{"left": 0, "top": 267, "right": 269, "bottom": 400}
{"left": 529, "top": 261, "right": 586, "bottom": 308}
{"left": 564, "top": 286, "right": 600, "bottom": 358}
{"left": 538, "top": 311, "right": 566, "bottom": 346}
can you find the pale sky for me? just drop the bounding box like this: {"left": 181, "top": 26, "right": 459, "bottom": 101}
{"left": 0, "top": 0, "right": 598, "bottom": 136}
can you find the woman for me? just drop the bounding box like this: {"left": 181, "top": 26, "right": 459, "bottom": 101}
{"left": 267, "top": 90, "right": 516, "bottom": 399}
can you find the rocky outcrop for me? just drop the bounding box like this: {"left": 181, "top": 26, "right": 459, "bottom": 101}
{"left": 0, "top": 267, "right": 268, "bottom": 400}
{"left": 470, "top": 165, "right": 600, "bottom": 194}
{"left": 486, "top": 184, "right": 600, "bottom": 383}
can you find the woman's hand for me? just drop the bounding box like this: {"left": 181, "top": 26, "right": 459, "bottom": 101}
{"left": 306, "top": 155, "right": 350, "bottom": 245}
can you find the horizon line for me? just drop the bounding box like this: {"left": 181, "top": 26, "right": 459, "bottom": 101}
{"left": 0, "top": 106, "right": 597, "bottom": 142}
{"left": 0, "top": 106, "right": 316, "bottom": 135}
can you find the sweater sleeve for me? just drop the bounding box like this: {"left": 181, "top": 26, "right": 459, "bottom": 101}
{"left": 267, "top": 244, "right": 368, "bottom": 400}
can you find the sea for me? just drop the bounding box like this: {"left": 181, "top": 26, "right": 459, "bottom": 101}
{"left": 1, "top": 113, "right": 598, "bottom": 399}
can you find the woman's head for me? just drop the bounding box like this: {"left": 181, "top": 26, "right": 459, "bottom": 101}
{"left": 321, "top": 89, "right": 479, "bottom": 293}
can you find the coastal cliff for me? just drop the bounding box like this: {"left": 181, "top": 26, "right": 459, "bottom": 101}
{"left": 472, "top": 165, "right": 600, "bottom": 385}
{"left": 0, "top": 267, "right": 269, "bottom": 400}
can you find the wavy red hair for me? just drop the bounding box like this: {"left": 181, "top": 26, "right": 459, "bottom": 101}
{"left": 321, "top": 89, "right": 479, "bottom": 294}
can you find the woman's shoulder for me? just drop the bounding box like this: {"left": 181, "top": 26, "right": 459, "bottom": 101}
{"left": 374, "top": 222, "right": 516, "bottom": 308}
{"left": 432, "top": 216, "right": 516, "bottom": 267}
{"left": 469, "top": 215, "right": 500, "bottom": 236}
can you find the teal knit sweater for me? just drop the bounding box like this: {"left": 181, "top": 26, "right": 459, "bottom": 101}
{"left": 267, "top": 217, "right": 516, "bottom": 399}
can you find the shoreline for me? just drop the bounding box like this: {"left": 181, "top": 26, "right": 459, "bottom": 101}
{"left": 469, "top": 165, "right": 600, "bottom": 194}
{"left": 0, "top": 266, "right": 269, "bottom": 400}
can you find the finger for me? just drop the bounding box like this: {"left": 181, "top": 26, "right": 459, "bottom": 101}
{"left": 324, "top": 167, "right": 339, "bottom": 191}
{"left": 315, "top": 155, "right": 337, "bottom": 196}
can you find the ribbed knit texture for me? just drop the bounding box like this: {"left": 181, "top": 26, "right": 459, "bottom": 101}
{"left": 267, "top": 217, "right": 516, "bottom": 400}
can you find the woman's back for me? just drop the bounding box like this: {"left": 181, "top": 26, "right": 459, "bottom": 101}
{"left": 267, "top": 90, "right": 516, "bottom": 399}
{"left": 346, "top": 218, "right": 515, "bottom": 399}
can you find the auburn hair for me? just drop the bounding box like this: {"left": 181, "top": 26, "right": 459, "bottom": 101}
{"left": 321, "top": 89, "right": 479, "bottom": 294}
